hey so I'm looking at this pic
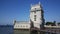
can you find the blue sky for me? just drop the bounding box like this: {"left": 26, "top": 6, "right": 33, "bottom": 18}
{"left": 0, "top": 0, "right": 60, "bottom": 25}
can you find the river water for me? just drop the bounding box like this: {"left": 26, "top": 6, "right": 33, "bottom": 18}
{"left": 0, "top": 25, "right": 13, "bottom": 34}
{"left": 0, "top": 25, "right": 59, "bottom": 34}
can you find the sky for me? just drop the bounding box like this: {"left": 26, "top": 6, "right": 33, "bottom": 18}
{"left": 0, "top": 0, "right": 60, "bottom": 25}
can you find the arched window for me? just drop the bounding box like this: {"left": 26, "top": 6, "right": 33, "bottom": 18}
{"left": 21, "top": 25, "right": 22, "bottom": 27}
{"left": 34, "top": 15, "right": 36, "bottom": 21}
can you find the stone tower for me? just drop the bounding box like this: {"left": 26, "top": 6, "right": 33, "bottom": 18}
{"left": 30, "top": 2, "right": 45, "bottom": 29}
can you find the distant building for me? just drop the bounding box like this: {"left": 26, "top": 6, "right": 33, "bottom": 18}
{"left": 14, "top": 2, "right": 45, "bottom": 30}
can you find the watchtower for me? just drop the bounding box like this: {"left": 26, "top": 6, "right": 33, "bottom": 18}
{"left": 30, "top": 2, "right": 45, "bottom": 29}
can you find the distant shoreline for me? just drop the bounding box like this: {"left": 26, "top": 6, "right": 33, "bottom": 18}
{"left": 0, "top": 25, "right": 13, "bottom": 27}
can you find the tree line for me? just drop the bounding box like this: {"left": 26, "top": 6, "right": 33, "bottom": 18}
{"left": 45, "top": 21, "right": 60, "bottom": 26}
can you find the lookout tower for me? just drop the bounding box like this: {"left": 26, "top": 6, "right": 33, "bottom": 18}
{"left": 30, "top": 2, "right": 45, "bottom": 29}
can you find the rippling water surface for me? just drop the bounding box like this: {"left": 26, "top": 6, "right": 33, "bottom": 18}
{"left": 0, "top": 25, "right": 13, "bottom": 34}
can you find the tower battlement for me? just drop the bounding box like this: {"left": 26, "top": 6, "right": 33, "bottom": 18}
{"left": 30, "top": 2, "right": 42, "bottom": 11}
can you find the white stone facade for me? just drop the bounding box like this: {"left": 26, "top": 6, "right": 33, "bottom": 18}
{"left": 14, "top": 21, "right": 30, "bottom": 29}
{"left": 30, "top": 3, "right": 43, "bottom": 28}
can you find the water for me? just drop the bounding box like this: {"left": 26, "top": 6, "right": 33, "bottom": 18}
{"left": 14, "top": 29, "right": 30, "bottom": 34}
{"left": 0, "top": 25, "right": 59, "bottom": 34}
{"left": 0, "top": 25, "right": 13, "bottom": 34}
